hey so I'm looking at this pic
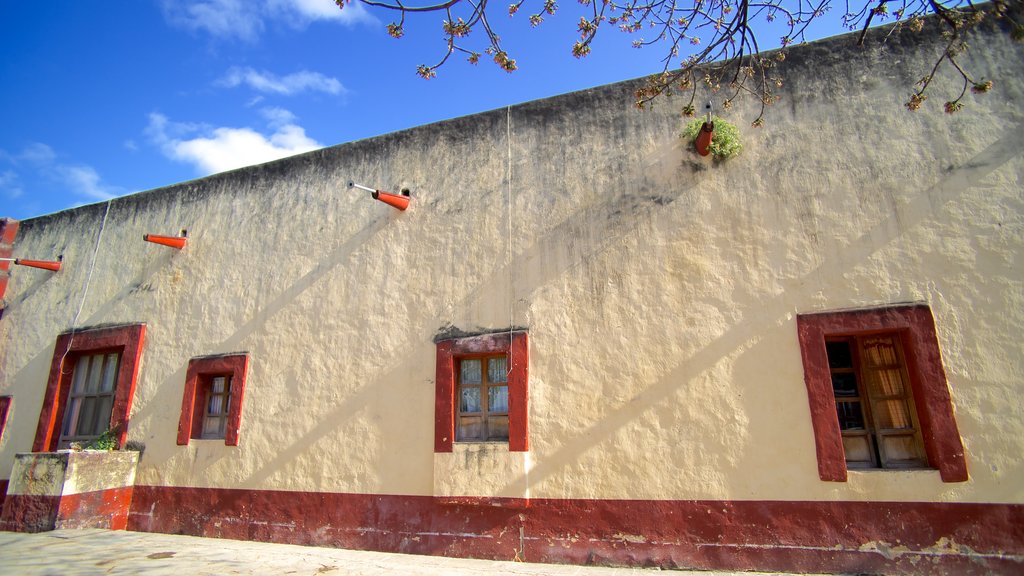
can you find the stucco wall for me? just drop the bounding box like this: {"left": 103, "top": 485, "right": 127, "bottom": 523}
{"left": 1, "top": 14, "right": 1022, "bottom": 514}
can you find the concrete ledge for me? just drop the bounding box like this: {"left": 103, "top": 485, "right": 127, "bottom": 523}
{"left": 0, "top": 451, "right": 138, "bottom": 532}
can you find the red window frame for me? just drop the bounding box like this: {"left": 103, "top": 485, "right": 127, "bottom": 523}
{"left": 177, "top": 354, "right": 249, "bottom": 446}
{"left": 0, "top": 396, "right": 11, "bottom": 443}
{"left": 435, "top": 331, "right": 529, "bottom": 452}
{"left": 796, "top": 304, "right": 967, "bottom": 482}
{"left": 0, "top": 218, "right": 19, "bottom": 318}
{"left": 33, "top": 324, "right": 147, "bottom": 452}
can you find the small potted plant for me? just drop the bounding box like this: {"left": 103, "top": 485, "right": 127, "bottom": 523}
{"left": 682, "top": 115, "right": 742, "bottom": 161}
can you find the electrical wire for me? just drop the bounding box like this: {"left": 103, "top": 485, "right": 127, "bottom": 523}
{"left": 59, "top": 199, "right": 112, "bottom": 375}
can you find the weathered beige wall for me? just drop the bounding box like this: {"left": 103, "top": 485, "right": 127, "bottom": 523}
{"left": 1, "top": 17, "right": 1022, "bottom": 505}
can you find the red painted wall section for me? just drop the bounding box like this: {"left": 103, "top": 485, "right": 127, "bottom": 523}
{"left": 0, "top": 396, "right": 10, "bottom": 442}
{"left": 433, "top": 341, "right": 456, "bottom": 452}
{"left": 796, "top": 304, "right": 968, "bottom": 482}
{"left": 0, "top": 487, "right": 136, "bottom": 533}
{"left": 0, "top": 397, "right": 10, "bottom": 512}
{"left": 0, "top": 218, "right": 19, "bottom": 312}
{"left": 0, "top": 494, "right": 61, "bottom": 532}
{"left": 32, "top": 324, "right": 147, "bottom": 451}
{"left": 434, "top": 331, "right": 529, "bottom": 452}
{"left": 57, "top": 486, "right": 135, "bottom": 530}
{"left": 126, "top": 487, "right": 1024, "bottom": 575}
{"left": 177, "top": 353, "right": 250, "bottom": 446}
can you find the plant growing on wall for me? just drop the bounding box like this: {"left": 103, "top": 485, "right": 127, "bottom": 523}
{"left": 682, "top": 116, "right": 742, "bottom": 160}
{"left": 85, "top": 429, "right": 119, "bottom": 451}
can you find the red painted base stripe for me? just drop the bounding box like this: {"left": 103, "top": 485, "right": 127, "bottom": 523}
{"left": 0, "top": 493, "right": 61, "bottom": 533}
{"left": 126, "top": 487, "right": 1024, "bottom": 575}
{"left": 58, "top": 486, "right": 135, "bottom": 530}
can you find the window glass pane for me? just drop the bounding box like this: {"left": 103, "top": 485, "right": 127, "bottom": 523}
{"left": 71, "top": 356, "right": 90, "bottom": 393}
{"left": 95, "top": 395, "right": 114, "bottom": 434}
{"left": 862, "top": 336, "right": 899, "bottom": 367}
{"left": 825, "top": 341, "right": 853, "bottom": 369}
{"left": 100, "top": 354, "right": 119, "bottom": 392}
{"left": 487, "top": 415, "right": 509, "bottom": 440}
{"left": 830, "top": 373, "right": 858, "bottom": 397}
{"left": 835, "top": 401, "right": 865, "bottom": 430}
{"left": 488, "top": 356, "right": 508, "bottom": 384}
{"left": 212, "top": 376, "right": 226, "bottom": 394}
{"left": 62, "top": 397, "right": 82, "bottom": 436}
{"left": 880, "top": 434, "right": 924, "bottom": 463}
{"left": 86, "top": 354, "right": 104, "bottom": 393}
{"left": 203, "top": 417, "right": 221, "bottom": 436}
{"left": 489, "top": 385, "right": 509, "bottom": 413}
{"left": 79, "top": 397, "right": 99, "bottom": 437}
{"left": 874, "top": 399, "right": 913, "bottom": 429}
{"left": 866, "top": 368, "right": 906, "bottom": 397}
{"left": 460, "top": 387, "right": 481, "bottom": 413}
{"left": 457, "top": 416, "right": 483, "bottom": 441}
{"left": 208, "top": 394, "right": 224, "bottom": 416}
{"left": 841, "top": 434, "right": 874, "bottom": 464}
{"left": 460, "top": 359, "right": 481, "bottom": 385}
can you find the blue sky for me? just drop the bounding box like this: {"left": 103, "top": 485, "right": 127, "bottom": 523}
{"left": 0, "top": 0, "right": 853, "bottom": 220}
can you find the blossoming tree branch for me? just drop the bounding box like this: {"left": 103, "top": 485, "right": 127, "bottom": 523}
{"left": 335, "top": 0, "right": 1021, "bottom": 124}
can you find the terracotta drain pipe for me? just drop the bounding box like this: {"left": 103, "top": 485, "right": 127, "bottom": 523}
{"left": 144, "top": 233, "right": 187, "bottom": 250}
{"left": 349, "top": 182, "right": 411, "bottom": 211}
{"left": 0, "top": 256, "right": 62, "bottom": 272}
{"left": 695, "top": 101, "right": 714, "bottom": 157}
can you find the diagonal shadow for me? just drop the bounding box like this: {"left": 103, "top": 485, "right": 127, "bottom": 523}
{"left": 124, "top": 214, "right": 393, "bottom": 453}
{"left": 232, "top": 132, "right": 701, "bottom": 488}
{"left": 502, "top": 124, "right": 1024, "bottom": 495}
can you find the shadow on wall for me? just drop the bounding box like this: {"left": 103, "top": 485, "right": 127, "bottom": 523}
{"left": 499, "top": 123, "right": 1024, "bottom": 496}
{"left": 228, "top": 134, "right": 703, "bottom": 489}
{"left": 125, "top": 213, "right": 394, "bottom": 468}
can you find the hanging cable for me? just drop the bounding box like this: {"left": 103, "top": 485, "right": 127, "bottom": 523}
{"left": 59, "top": 199, "right": 112, "bottom": 374}
{"left": 507, "top": 105, "right": 514, "bottom": 374}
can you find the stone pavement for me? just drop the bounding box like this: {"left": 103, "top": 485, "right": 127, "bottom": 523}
{"left": 0, "top": 529, "right": 814, "bottom": 576}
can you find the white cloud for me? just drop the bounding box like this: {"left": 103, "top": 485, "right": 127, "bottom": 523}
{"left": 220, "top": 67, "right": 345, "bottom": 96}
{"left": 160, "top": 0, "right": 264, "bottom": 41}
{"left": 56, "top": 165, "right": 120, "bottom": 201}
{"left": 260, "top": 106, "right": 298, "bottom": 128}
{"left": 17, "top": 143, "right": 57, "bottom": 166}
{"left": 0, "top": 143, "right": 122, "bottom": 203}
{"left": 0, "top": 169, "right": 23, "bottom": 199}
{"left": 162, "top": 0, "right": 373, "bottom": 41}
{"left": 146, "top": 111, "right": 322, "bottom": 175}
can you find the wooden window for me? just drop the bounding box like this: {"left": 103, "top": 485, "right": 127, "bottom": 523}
{"left": 33, "top": 324, "right": 146, "bottom": 452}
{"left": 457, "top": 356, "right": 510, "bottom": 442}
{"left": 177, "top": 354, "right": 249, "bottom": 446}
{"left": 59, "top": 352, "right": 121, "bottom": 448}
{"left": 200, "top": 375, "right": 232, "bottom": 439}
{"left": 826, "top": 335, "right": 927, "bottom": 469}
{"left": 435, "top": 331, "right": 529, "bottom": 452}
{"left": 797, "top": 304, "right": 967, "bottom": 482}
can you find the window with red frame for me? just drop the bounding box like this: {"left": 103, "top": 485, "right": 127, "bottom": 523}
{"left": 33, "top": 324, "right": 146, "bottom": 452}
{"left": 797, "top": 304, "right": 967, "bottom": 482}
{"left": 177, "top": 354, "right": 249, "bottom": 446}
{"left": 0, "top": 396, "right": 11, "bottom": 443}
{"left": 435, "top": 331, "right": 528, "bottom": 452}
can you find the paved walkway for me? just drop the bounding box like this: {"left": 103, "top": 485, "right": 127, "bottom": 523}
{"left": 0, "top": 529, "right": 812, "bottom": 576}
